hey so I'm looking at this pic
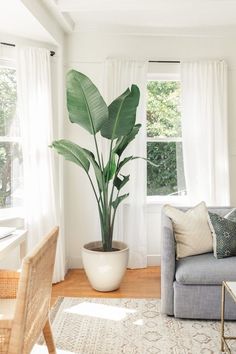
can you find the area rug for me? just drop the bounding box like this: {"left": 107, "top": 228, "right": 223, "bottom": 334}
{"left": 39, "top": 297, "right": 236, "bottom": 354}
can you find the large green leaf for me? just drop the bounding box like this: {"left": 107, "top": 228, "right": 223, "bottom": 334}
{"left": 117, "top": 155, "right": 155, "bottom": 174}
{"left": 113, "top": 124, "right": 141, "bottom": 156}
{"left": 51, "top": 139, "right": 90, "bottom": 172}
{"left": 100, "top": 85, "right": 140, "bottom": 140}
{"left": 104, "top": 153, "right": 117, "bottom": 181}
{"left": 112, "top": 193, "right": 129, "bottom": 210}
{"left": 67, "top": 70, "right": 108, "bottom": 135}
{"left": 82, "top": 148, "right": 103, "bottom": 190}
{"left": 116, "top": 155, "right": 139, "bottom": 173}
{"left": 114, "top": 175, "right": 130, "bottom": 191}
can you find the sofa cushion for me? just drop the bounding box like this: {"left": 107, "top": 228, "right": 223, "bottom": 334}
{"left": 163, "top": 201, "right": 212, "bottom": 259}
{"left": 176, "top": 252, "right": 236, "bottom": 285}
{"left": 208, "top": 212, "right": 236, "bottom": 259}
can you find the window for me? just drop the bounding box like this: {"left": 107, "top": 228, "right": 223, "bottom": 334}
{"left": 146, "top": 76, "right": 186, "bottom": 198}
{"left": 0, "top": 62, "right": 23, "bottom": 211}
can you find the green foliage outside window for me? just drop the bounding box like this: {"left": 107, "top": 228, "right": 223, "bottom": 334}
{"left": 147, "top": 80, "right": 186, "bottom": 196}
{"left": 147, "top": 141, "right": 176, "bottom": 195}
{"left": 147, "top": 81, "right": 181, "bottom": 138}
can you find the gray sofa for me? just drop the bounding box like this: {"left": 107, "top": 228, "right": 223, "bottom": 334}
{"left": 161, "top": 206, "right": 236, "bottom": 320}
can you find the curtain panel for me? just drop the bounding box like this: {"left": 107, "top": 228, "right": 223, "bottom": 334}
{"left": 104, "top": 58, "right": 148, "bottom": 268}
{"left": 17, "top": 47, "right": 65, "bottom": 283}
{"left": 181, "top": 60, "right": 230, "bottom": 206}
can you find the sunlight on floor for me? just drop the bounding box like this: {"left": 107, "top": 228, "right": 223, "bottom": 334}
{"left": 133, "top": 318, "right": 144, "bottom": 326}
{"left": 31, "top": 344, "right": 75, "bottom": 354}
{"left": 64, "top": 301, "right": 136, "bottom": 321}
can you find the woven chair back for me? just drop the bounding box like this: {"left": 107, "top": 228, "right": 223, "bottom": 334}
{"left": 8, "top": 227, "right": 59, "bottom": 354}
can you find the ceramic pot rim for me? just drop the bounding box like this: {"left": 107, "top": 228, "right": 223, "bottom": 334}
{"left": 83, "top": 240, "right": 129, "bottom": 254}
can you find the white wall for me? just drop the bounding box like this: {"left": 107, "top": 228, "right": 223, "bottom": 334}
{"left": 65, "top": 32, "right": 236, "bottom": 268}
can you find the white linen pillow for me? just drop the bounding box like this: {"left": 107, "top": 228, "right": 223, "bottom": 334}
{"left": 164, "top": 201, "right": 213, "bottom": 259}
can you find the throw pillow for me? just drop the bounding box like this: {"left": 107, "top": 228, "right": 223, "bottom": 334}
{"left": 164, "top": 201, "right": 213, "bottom": 259}
{"left": 225, "top": 208, "right": 236, "bottom": 223}
{"left": 208, "top": 212, "right": 236, "bottom": 259}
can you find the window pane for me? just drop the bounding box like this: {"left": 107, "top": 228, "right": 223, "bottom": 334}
{"left": 147, "top": 81, "right": 181, "bottom": 138}
{"left": 147, "top": 141, "right": 186, "bottom": 196}
{"left": 0, "top": 67, "right": 19, "bottom": 137}
{"left": 0, "top": 65, "right": 23, "bottom": 210}
{"left": 0, "top": 142, "right": 23, "bottom": 208}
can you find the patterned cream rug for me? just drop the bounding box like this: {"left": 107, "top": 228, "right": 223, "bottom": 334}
{"left": 34, "top": 297, "right": 236, "bottom": 354}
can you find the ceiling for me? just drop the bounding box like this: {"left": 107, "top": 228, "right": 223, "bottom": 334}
{"left": 52, "top": 0, "right": 236, "bottom": 36}
{"left": 0, "top": 0, "right": 55, "bottom": 43}
{"left": 1, "top": 0, "right": 236, "bottom": 42}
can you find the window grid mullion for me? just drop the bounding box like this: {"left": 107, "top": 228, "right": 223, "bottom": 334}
{"left": 146, "top": 137, "right": 182, "bottom": 143}
{"left": 0, "top": 137, "right": 21, "bottom": 143}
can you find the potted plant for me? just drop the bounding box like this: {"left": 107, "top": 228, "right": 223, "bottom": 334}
{"left": 52, "top": 69, "right": 142, "bottom": 291}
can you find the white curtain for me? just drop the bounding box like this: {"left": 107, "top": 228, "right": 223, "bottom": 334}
{"left": 104, "top": 58, "right": 148, "bottom": 268}
{"left": 181, "top": 60, "right": 230, "bottom": 206}
{"left": 17, "top": 47, "right": 65, "bottom": 282}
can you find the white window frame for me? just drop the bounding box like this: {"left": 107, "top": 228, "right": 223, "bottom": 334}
{"left": 0, "top": 58, "right": 24, "bottom": 219}
{"left": 146, "top": 72, "right": 188, "bottom": 205}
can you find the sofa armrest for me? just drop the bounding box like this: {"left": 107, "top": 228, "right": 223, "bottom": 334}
{"left": 161, "top": 209, "right": 176, "bottom": 315}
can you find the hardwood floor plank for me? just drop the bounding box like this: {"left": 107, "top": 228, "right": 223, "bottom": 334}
{"left": 51, "top": 267, "right": 160, "bottom": 304}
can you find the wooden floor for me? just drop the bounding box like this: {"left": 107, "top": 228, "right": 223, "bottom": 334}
{"left": 52, "top": 267, "right": 160, "bottom": 304}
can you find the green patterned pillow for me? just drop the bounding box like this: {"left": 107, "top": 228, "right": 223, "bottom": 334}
{"left": 208, "top": 212, "right": 236, "bottom": 259}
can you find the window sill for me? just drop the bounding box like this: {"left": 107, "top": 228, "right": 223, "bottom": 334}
{"left": 0, "top": 208, "right": 24, "bottom": 222}
{"left": 146, "top": 195, "right": 190, "bottom": 206}
{"left": 122, "top": 196, "right": 190, "bottom": 208}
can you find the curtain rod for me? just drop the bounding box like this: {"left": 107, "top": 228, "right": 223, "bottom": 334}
{"left": 149, "top": 60, "right": 180, "bottom": 64}
{"left": 0, "top": 41, "right": 56, "bottom": 57}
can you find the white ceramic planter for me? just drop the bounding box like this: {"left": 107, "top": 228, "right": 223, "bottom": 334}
{"left": 82, "top": 240, "right": 129, "bottom": 292}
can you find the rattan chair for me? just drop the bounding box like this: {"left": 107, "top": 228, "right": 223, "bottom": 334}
{"left": 0, "top": 226, "right": 59, "bottom": 354}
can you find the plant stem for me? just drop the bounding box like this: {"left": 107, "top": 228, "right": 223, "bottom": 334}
{"left": 93, "top": 134, "right": 102, "bottom": 170}
{"left": 93, "top": 133, "right": 107, "bottom": 212}
{"left": 109, "top": 155, "right": 120, "bottom": 213}
{"left": 86, "top": 171, "right": 102, "bottom": 216}
{"left": 110, "top": 190, "right": 120, "bottom": 238}
{"left": 106, "top": 139, "right": 114, "bottom": 183}
{"left": 87, "top": 170, "right": 108, "bottom": 248}
{"left": 97, "top": 139, "right": 114, "bottom": 251}
{"left": 92, "top": 134, "right": 113, "bottom": 250}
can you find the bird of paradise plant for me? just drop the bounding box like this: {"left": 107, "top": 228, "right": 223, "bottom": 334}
{"left": 52, "top": 69, "right": 142, "bottom": 251}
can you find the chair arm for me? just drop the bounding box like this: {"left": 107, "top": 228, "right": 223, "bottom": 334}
{"left": 0, "top": 270, "right": 20, "bottom": 299}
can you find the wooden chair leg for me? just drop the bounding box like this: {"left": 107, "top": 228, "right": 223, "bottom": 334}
{"left": 43, "top": 319, "right": 57, "bottom": 354}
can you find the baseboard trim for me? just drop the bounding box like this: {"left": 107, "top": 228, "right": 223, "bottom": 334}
{"left": 147, "top": 254, "right": 161, "bottom": 266}
{"left": 68, "top": 254, "right": 161, "bottom": 269}
{"left": 69, "top": 256, "right": 83, "bottom": 269}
